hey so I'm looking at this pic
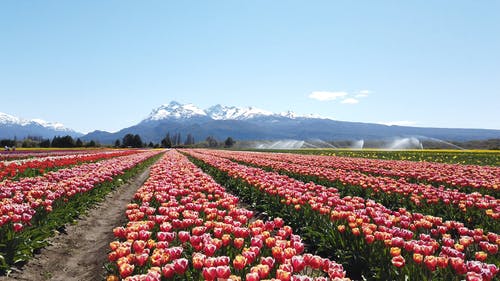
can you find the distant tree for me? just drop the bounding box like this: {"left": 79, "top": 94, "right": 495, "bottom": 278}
{"left": 0, "top": 139, "right": 15, "bottom": 147}
{"left": 22, "top": 139, "right": 37, "bottom": 148}
{"left": 51, "top": 135, "right": 75, "bottom": 148}
{"left": 114, "top": 139, "right": 121, "bottom": 148}
{"left": 184, "top": 133, "right": 195, "bottom": 145}
{"left": 133, "top": 134, "right": 143, "bottom": 148}
{"left": 224, "top": 137, "right": 235, "bottom": 148}
{"left": 171, "top": 132, "right": 181, "bottom": 146}
{"left": 40, "top": 139, "right": 51, "bottom": 148}
{"left": 26, "top": 135, "right": 44, "bottom": 142}
{"left": 122, "top": 134, "right": 143, "bottom": 148}
{"left": 86, "top": 140, "right": 97, "bottom": 147}
{"left": 161, "top": 133, "right": 172, "bottom": 148}
{"left": 148, "top": 142, "right": 154, "bottom": 148}
{"left": 61, "top": 136, "right": 75, "bottom": 147}
{"left": 171, "top": 133, "right": 177, "bottom": 146}
{"left": 51, "top": 136, "right": 59, "bottom": 147}
{"left": 206, "top": 136, "right": 218, "bottom": 148}
{"left": 75, "top": 138, "right": 83, "bottom": 147}
{"left": 122, "top": 134, "right": 135, "bottom": 147}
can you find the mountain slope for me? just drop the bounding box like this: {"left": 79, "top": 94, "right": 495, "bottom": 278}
{"left": 0, "top": 112, "right": 82, "bottom": 139}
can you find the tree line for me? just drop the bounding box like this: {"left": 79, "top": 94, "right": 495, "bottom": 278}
{"left": 158, "top": 132, "right": 234, "bottom": 148}
{"left": 1, "top": 136, "right": 99, "bottom": 148}
{"left": 1, "top": 133, "right": 236, "bottom": 149}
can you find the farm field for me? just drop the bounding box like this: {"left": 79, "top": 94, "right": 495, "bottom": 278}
{"left": 0, "top": 148, "right": 498, "bottom": 280}
{"left": 250, "top": 149, "right": 500, "bottom": 166}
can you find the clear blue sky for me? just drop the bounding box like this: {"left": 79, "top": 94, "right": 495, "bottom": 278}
{"left": 1, "top": 1, "right": 499, "bottom": 133}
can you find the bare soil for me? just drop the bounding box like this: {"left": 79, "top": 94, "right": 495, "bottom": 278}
{"left": 1, "top": 167, "right": 151, "bottom": 281}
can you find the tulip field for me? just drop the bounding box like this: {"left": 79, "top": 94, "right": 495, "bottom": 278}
{"left": 0, "top": 150, "right": 140, "bottom": 181}
{"left": 105, "top": 150, "right": 349, "bottom": 281}
{"left": 1, "top": 148, "right": 498, "bottom": 280}
{"left": 0, "top": 148, "right": 163, "bottom": 274}
{"left": 261, "top": 149, "right": 499, "bottom": 166}
{"left": 180, "top": 149, "right": 499, "bottom": 281}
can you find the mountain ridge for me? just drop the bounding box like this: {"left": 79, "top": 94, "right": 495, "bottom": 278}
{"left": 82, "top": 101, "right": 500, "bottom": 144}
{"left": 0, "top": 112, "right": 82, "bottom": 139}
{"left": 2, "top": 101, "right": 500, "bottom": 144}
{"left": 140, "top": 101, "right": 307, "bottom": 123}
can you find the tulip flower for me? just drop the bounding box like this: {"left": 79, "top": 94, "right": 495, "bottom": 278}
{"left": 391, "top": 255, "right": 405, "bottom": 268}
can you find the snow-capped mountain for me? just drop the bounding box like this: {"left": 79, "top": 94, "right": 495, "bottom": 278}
{"left": 0, "top": 112, "right": 82, "bottom": 139}
{"left": 30, "top": 119, "right": 69, "bottom": 131}
{"left": 206, "top": 104, "right": 275, "bottom": 120}
{"left": 82, "top": 100, "right": 500, "bottom": 144}
{"left": 144, "top": 101, "right": 207, "bottom": 121}
{"left": 143, "top": 101, "right": 302, "bottom": 122}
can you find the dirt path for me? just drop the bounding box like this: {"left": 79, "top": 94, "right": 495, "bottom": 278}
{"left": 2, "top": 167, "right": 151, "bottom": 281}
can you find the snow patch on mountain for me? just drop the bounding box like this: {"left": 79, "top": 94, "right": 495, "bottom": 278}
{"left": 206, "top": 104, "right": 274, "bottom": 120}
{"left": 145, "top": 101, "right": 207, "bottom": 121}
{"left": 144, "top": 101, "right": 311, "bottom": 122}
{"left": 0, "top": 112, "right": 75, "bottom": 132}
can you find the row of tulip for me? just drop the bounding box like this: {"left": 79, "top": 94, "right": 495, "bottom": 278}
{"left": 286, "top": 150, "right": 499, "bottom": 166}
{"left": 250, "top": 150, "right": 500, "bottom": 195}
{"left": 0, "top": 150, "right": 163, "bottom": 272}
{"left": 183, "top": 149, "right": 499, "bottom": 281}
{"left": 0, "top": 149, "right": 140, "bottom": 180}
{"left": 0, "top": 149, "right": 97, "bottom": 161}
{"left": 106, "top": 150, "right": 350, "bottom": 281}
{"left": 199, "top": 150, "right": 499, "bottom": 227}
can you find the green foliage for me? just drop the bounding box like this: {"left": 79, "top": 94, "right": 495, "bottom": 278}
{"left": 86, "top": 140, "right": 97, "bottom": 147}
{"left": 39, "top": 139, "right": 51, "bottom": 148}
{"left": 206, "top": 136, "right": 218, "bottom": 148}
{"left": 184, "top": 133, "right": 195, "bottom": 145}
{"left": 122, "top": 134, "right": 143, "bottom": 148}
{"left": 0, "top": 139, "right": 16, "bottom": 147}
{"left": 51, "top": 135, "right": 75, "bottom": 148}
{"left": 75, "top": 138, "right": 83, "bottom": 147}
{"left": 161, "top": 133, "right": 172, "bottom": 148}
{"left": 224, "top": 137, "right": 235, "bottom": 148}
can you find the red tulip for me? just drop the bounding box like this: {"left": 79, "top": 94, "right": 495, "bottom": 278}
{"left": 276, "top": 269, "right": 291, "bottom": 281}
{"left": 173, "top": 258, "right": 188, "bottom": 274}
{"left": 234, "top": 237, "right": 245, "bottom": 249}
{"left": 233, "top": 255, "right": 247, "bottom": 270}
{"left": 119, "top": 263, "right": 134, "bottom": 278}
{"left": 309, "top": 255, "right": 322, "bottom": 269}
{"left": 202, "top": 267, "right": 217, "bottom": 281}
{"left": 260, "top": 256, "right": 275, "bottom": 268}
{"left": 135, "top": 253, "right": 149, "bottom": 266}
{"left": 178, "top": 231, "right": 190, "bottom": 243}
{"left": 13, "top": 223, "right": 23, "bottom": 232}
{"left": 413, "top": 253, "right": 423, "bottom": 264}
{"left": 246, "top": 272, "right": 259, "bottom": 281}
{"left": 216, "top": 265, "right": 231, "bottom": 278}
{"left": 475, "top": 251, "right": 488, "bottom": 262}
{"left": 291, "top": 255, "right": 305, "bottom": 272}
{"left": 450, "top": 257, "right": 467, "bottom": 274}
{"left": 192, "top": 253, "right": 205, "bottom": 270}
{"left": 390, "top": 247, "right": 401, "bottom": 257}
{"left": 204, "top": 243, "right": 217, "bottom": 256}
{"left": 424, "top": 255, "right": 437, "bottom": 271}
{"left": 391, "top": 255, "right": 405, "bottom": 268}
{"left": 161, "top": 264, "right": 175, "bottom": 278}
{"left": 133, "top": 240, "right": 146, "bottom": 253}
